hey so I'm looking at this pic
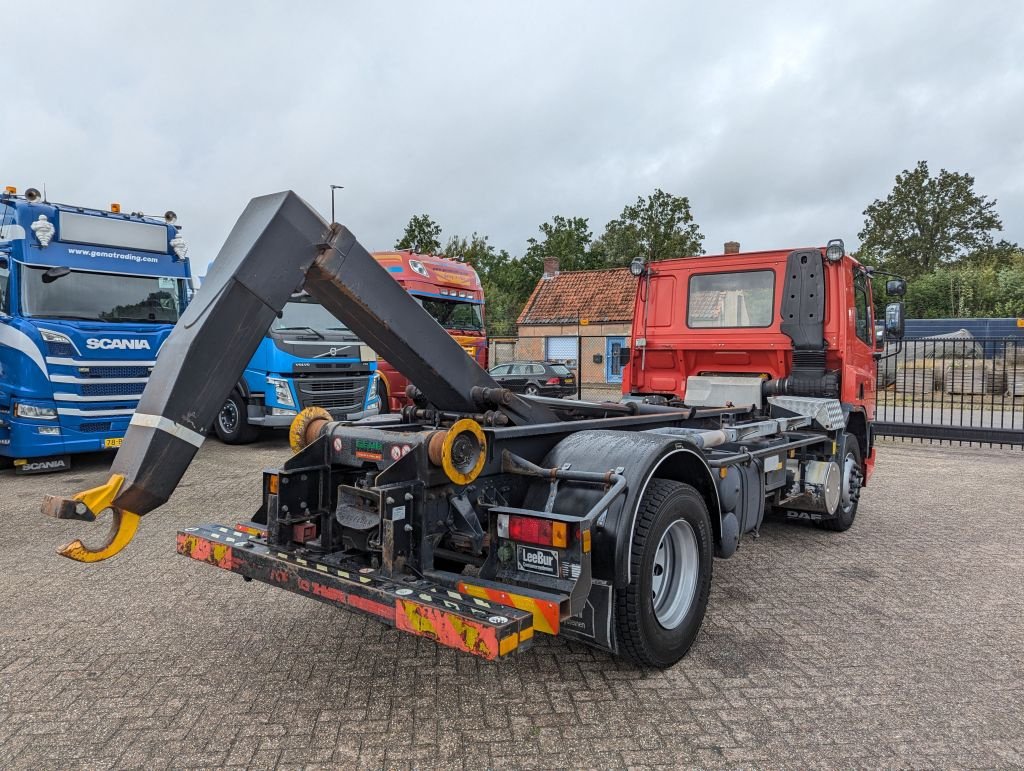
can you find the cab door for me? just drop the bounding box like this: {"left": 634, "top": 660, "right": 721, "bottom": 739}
{"left": 847, "top": 266, "right": 876, "bottom": 418}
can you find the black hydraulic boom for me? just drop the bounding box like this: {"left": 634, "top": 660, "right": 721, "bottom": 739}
{"left": 41, "top": 191, "right": 555, "bottom": 561}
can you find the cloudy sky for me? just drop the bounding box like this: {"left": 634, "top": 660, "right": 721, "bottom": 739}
{"left": 3, "top": 2, "right": 1022, "bottom": 275}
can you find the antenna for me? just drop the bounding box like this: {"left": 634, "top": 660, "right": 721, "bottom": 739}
{"left": 330, "top": 184, "right": 344, "bottom": 224}
{"left": 43, "top": 183, "right": 48, "bottom": 203}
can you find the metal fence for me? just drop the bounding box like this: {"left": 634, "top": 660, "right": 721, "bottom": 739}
{"left": 488, "top": 334, "right": 1024, "bottom": 448}
{"left": 875, "top": 336, "right": 1023, "bottom": 448}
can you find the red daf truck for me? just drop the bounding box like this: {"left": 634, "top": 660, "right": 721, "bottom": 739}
{"left": 371, "top": 250, "right": 486, "bottom": 412}
{"left": 45, "top": 192, "right": 908, "bottom": 667}
{"left": 624, "top": 239, "right": 906, "bottom": 528}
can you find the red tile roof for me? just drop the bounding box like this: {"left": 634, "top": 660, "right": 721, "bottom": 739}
{"left": 517, "top": 268, "right": 637, "bottom": 325}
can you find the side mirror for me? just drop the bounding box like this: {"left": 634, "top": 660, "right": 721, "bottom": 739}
{"left": 619, "top": 347, "right": 631, "bottom": 367}
{"left": 886, "top": 278, "right": 907, "bottom": 297}
{"left": 884, "top": 302, "right": 905, "bottom": 339}
{"left": 0, "top": 255, "right": 8, "bottom": 269}
{"left": 42, "top": 265, "right": 71, "bottom": 284}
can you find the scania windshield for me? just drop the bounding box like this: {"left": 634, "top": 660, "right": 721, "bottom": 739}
{"left": 415, "top": 297, "right": 484, "bottom": 332}
{"left": 270, "top": 298, "right": 354, "bottom": 336}
{"left": 21, "top": 265, "right": 187, "bottom": 323}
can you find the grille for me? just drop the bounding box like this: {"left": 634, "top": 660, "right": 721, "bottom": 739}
{"left": 86, "top": 366, "right": 151, "bottom": 379}
{"left": 79, "top": 422, "right": 113, "bottom": 433}
{"left": 297, "top": 376, "right": 367, "bottom": 413}
{"left": 81, "top": 382, "right": 146, "bottom": 397}
{"left": 302, "top": 380, "right": 363, "bottom": 394}
{"left": 47, "top": 341, "right": 77, "bottom": 357}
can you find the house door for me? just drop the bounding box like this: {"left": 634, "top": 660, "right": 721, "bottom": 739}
{"left": 606, "top": 336, "right": 626, "bottom": 383}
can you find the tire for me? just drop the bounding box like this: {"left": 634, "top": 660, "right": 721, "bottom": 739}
{"left": 214, "top": 391, "right": 259, "bottom": 444}
{"left": 615, "top": 479, "right": 713, "bottom": 668}
{"left": 524, "top": 384, "right": 539, "bottom": 395}
{"left": 815, "top": 436, "right": 863, "bottom": 532}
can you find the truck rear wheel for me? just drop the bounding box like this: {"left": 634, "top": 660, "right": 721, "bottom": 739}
{"left": 214, "top": 391, "right": 259, "bottom": 445}
{"left": 815, "top": 437, "right": 862, "bottom": 532}
{"left": 615, "top": 479, "right": 713, "bottom": 668}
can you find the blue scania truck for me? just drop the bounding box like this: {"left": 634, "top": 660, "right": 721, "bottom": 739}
{"left": 0, "top": 186, "right": 192, "bottom": 473}
{"left": 211, "top": 290, "right": 380, "bottom": 444}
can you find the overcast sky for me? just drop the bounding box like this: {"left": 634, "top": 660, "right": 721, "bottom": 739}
{"left": 3, "top": 2, "right": 1022, "bottom": 275}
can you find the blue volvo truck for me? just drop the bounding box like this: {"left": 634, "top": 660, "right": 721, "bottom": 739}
{"left": 0, "top": 186, "right": 192, "bottom": 473}
{"left": 210, "top": 289, "right": 380, "bottom": 444}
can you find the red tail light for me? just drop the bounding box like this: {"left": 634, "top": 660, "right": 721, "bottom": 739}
{"left": 504, "top": 515, "right": 568, "bottom": 548}
{"left": 545, "top": 377, "right": 560, "bottom": 385}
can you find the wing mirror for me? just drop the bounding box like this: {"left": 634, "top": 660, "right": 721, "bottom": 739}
{"left": 884, "top": 302, "right": 905, "bottom": 339}
{"left": 886, "top": 278, "right": 907, "bottom": 297}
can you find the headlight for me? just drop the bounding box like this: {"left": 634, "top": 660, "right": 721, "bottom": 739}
{"left": 15, "top": 403, "right": 58, "bottom": 420}
{"left": 367, "top": 374, "right": 378, "bottom": 399}
{"left": 39, "top": 328, "right": 78, "bottom": 351}
{"left": 267, "top": 377, "right": 295, "bottom": 407}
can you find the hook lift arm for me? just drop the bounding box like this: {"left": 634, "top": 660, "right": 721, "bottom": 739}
{"left": 42, "top": 191, "right": 555, "bottom": 561}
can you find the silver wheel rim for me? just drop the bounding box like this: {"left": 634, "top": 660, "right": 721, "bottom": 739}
{"left": 525, "top": 385, "right": 538, "bottom": 395}
{"left": 651, "top": 519, "right": 699, "bottom": 629}
{"left": 219, "top": 401, "right": 239, "bottom": 434}
{"left": 840, "top": 452, "right": 862, "bottom": 513}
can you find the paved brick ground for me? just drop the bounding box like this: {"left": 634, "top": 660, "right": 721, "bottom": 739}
{"left": 1, "top": 438, "right": 1022, "bottom": 769}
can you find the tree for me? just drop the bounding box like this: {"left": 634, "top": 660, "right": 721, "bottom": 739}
{"left": 594, "top": 188, "right": 704, "bottom": 267}
{"left": 524, "top": 215, "right": 598, "bottom": 274}
{"left": 395, "top": 214, "right": 442, "bottom": 254}
{"left": 443, "top": 233, "right": 524, "bottom": 337}
{"left": 858, "top": 161, "right": 1003, "bottom": 278}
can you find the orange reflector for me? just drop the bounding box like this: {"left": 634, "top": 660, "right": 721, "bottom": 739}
{"left": 110, "top": 202, "right": 121, "bottom": 213}
{"left": 268, "top": 474, "right": 279, "bottom": 494}
{"left": 719, "top": 467, "right": 728, "bottom": 479}
{"left": 582, "top": 529, "right": 591, "bottom": 553}
{"left": 4, "top": 186, "right": 16, "bottom": 194}
{"left": 551, "top": 521, "right": 568, "bottom": 548}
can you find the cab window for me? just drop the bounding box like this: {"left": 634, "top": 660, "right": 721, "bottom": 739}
{"left": 853, "top": 269, "right": 872, "bottom": 345}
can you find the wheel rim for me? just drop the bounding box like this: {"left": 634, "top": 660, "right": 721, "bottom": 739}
{"left": 840, "top": 451, "right": 862, "bottom": 513}
{"left": 218, "top": 401, "right": 239, "bottom": 434}
{"left": 650, "top": 519, "right": 699, "bottom": 629}
{"left": 525, "top": 385, "right": 538, "bottom": 395}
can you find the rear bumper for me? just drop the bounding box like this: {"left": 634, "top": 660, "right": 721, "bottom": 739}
{"left": 176, "top": 524, "right": 534, "bottom": 660}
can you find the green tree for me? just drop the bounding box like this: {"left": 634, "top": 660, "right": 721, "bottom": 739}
{"left": 395, "top": 214, "right": 442, "bottom": 254}
{"left": 858, "top": 161, "right": 1003, "bottom": 278}
{"left": 524, "top": 215, "right": 598, "bottom": 273}
{"left": 594, "top": 188, "right": 704, "bottom": 266}
{"left": 443, "top": 233, "right": 525, "bottom": 336}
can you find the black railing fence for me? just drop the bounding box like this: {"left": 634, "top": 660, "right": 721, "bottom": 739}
{"left": 874, "top": 336, "right": 1023, "bottom": 447}
{"left": 487, "top": 334, "right": 1024, "bottom": 449}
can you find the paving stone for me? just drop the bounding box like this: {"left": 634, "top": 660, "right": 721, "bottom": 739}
{"left": 0, "top": 439, "right": 1021, "bottom": 768}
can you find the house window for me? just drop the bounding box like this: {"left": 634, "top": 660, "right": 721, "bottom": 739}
{"left": 545, "top": 336, "right": 576, "bottom": 362}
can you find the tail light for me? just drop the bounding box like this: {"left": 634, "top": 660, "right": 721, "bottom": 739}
{"left": 545, "top": 377, "right": 560, "bottom": 385}
{"left": 498, "top": 514, "right": 568, "bottom": 548}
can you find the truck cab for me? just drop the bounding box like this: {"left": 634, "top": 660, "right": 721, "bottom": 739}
{"left": 626, "top": 241, "right": 889, "bottom": 482}
{"left": 213, "top": 292, "right": 380, "bottom": 444}
{"left": 372, "top": 250, "right": 486, "bottom": 412}
{"left": 0, "top": 186, "right": 191, "bottom": 472}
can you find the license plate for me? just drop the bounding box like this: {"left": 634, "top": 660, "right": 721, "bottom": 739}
{"left": 104, "top": 437, "right": 123, "bottom": 449}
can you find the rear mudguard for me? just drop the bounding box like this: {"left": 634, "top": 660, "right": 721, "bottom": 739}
{"left": 523, "top": 430, "right": 721, "bottom": 590}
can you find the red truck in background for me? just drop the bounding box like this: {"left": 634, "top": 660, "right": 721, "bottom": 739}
{"left": 624, "top": 240, "right": 906, "bottom": 527}
{"left": 372, "top": 250, "right": 487, "bottom": 412}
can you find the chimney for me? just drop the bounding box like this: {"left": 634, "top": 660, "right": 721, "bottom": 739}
{"left": 542, "top": 256, "right": 560, "bottom": 279}
{"left": 724, "top": 241, "right": 740, "bottom": 254}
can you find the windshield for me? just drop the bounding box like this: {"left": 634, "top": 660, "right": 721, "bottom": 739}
{"left": 416, "top": 296, "right": 484, "bottom": 332}
{"left": 21, "top": 266, "right": 187, "bottom": 323}
{"left": 271, "top": 299, "right": 351, "bottom": 334}
{"left": 687, "top": 270, "right": 775, "bottom": 328}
